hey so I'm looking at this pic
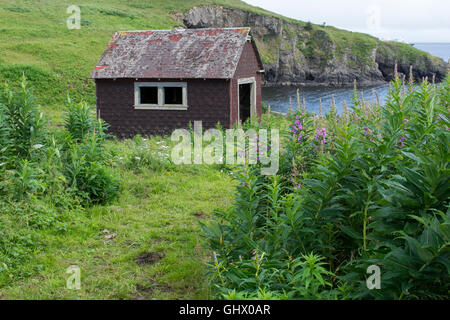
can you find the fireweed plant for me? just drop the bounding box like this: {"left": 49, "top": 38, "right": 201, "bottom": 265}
{"left": 0, "top": 76, "right": 120, "bottom": 283}
{"left": 202, "top": 71, "right": 449, "bottom": 300}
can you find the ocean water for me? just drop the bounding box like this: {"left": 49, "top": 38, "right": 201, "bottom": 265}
{"left": 412, "top": 43, "right": 450, "bottom": 62}
{"left": 263, "top": 84, "right": 390, "bottom": 115}
{"left": 262, "top": 43, "right": 450, "bottom": 115}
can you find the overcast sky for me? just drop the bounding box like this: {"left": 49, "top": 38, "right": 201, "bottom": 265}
{"left": 242, "top": 0, "right": 450, "bottom": 42}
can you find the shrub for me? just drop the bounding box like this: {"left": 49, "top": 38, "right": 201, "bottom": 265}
{"left": 0, "top": 77, "right": 120, "bottom": 205}
{"left": 0, "top": 75, "right": 46, "bottom": 160}
{"left": 304, "top": 21, "right": 313, "bottom": 31}
{"left": 203, "top": 72, "right": 450, "bottom": 299}
{"left": 8, "top": 160, "right": 44, "bottom": 201}
{"left": 0, "top": 77, "right": 120, "bottom": 285}
{"left": 64, "top": 97, "right": 96, "bottom": 142}
{"left": 64, "top": 125, "right": 120, "bottom": 205}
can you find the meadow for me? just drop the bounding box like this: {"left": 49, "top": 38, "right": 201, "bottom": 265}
{"left": 1, "top": 71, "right": 448, "bottom": 300}
{"left": 0, "top": 76, "right": 238, "bottom": 299}
{"left": 0, "top": 0, "right": 448, "bottom": 300}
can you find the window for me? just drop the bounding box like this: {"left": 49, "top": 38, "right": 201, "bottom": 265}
{"left": 140, "top": 87, "right": 158, "bottom": 104}
{"left": 164, "top": 87, "right": 183, "bottom": 105}
{"left": 134, "top": 82, "right": 187, "bottom": 110}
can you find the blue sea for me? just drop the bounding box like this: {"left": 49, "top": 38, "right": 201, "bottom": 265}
{"left": 263, "top": 43, "right": 450, "bottom": 114}
{"left": 413, "top": 43, "right": 450, "bottom": 62}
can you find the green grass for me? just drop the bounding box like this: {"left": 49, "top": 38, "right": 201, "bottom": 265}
{"left": 0, "top": 0, "right": 277, "bottom": 108}
{"left": 377, "top": 41, "right": 442, "bottom": 67}
{"left": 323, "top": 26, "right": 379, "bottom": 66}
{"left": 0, "top": 134, "right": 237, "bottom": 299}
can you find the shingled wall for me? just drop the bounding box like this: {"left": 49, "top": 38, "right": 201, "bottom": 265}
{"left": 231, "top": 42, "right": 263, "bottom": 126}
{"left": 96, "top": 79, "right": 231, "bottom": 137}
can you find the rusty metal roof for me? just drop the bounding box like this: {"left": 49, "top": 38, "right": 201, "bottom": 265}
{"left": 91, "top": 28, "right": 252, "bottom": 80}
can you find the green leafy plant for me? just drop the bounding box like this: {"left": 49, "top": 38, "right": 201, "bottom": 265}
{"left": 203, "top": 72, "right": 450, "bottom": 300}
{"left": 0, "top": 75, "right": 46, "bottom": 160}
{"left": 64, "top": 97, "right": 96, "bottom": 142}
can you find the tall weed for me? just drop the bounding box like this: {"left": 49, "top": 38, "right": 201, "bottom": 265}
{"left": 203, "top": 72, "right": 450, "bottom": 299}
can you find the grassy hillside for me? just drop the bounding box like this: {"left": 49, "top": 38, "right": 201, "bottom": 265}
{"left": 0, "top": 0, "right": 272, "bottom": 118}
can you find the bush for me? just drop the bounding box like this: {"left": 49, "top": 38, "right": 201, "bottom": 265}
{"left": 0, "top": 78, "right": 120, "bottom": 205}
{"left": 0, "top": 76, "right": 46, "bottom": 161}
{"left": 65, "top": 139, "right": 120, "bottom": 204}
{"left": 203, "top": 72, "right": 450, "bottom": 299}
{"left": 64, "top": 97, "right": 96, "bottom": 142}
{"left": 0, "top": 77, "right": 121, "bottom": 285}
{"left": 304, "top": 21, "right": 313, "bottom": 31}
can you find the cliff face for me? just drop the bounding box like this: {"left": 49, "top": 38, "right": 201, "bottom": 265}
{"left": 175, "top": 6, "right": 448, "bottom": 86}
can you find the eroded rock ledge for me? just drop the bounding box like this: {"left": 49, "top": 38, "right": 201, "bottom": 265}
{"left": 175, "top": 6, "right": 448, "bottom": 86}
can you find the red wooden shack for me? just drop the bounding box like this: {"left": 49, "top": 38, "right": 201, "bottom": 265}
{"left": 90, "top": 27, "right": 264, "bottom": 137}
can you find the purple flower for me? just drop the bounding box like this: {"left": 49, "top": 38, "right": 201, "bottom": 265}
{"left": 315, "top": 128, "right": 327, "bottom": 146}
{"left": 290, "top": 117, "right": 308, "bottom": 144}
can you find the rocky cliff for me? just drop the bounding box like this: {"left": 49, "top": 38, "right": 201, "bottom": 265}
{"left": 175, "top": 6, "right": 448, "bottom": 86}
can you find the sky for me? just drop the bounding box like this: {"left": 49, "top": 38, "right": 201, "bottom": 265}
{"left": 242, "top": 0, "right": 450, "bottom": 43}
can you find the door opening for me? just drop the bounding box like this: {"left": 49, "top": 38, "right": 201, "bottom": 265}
{"left": 239, "top": 83, "right": 252, "bottom": 123}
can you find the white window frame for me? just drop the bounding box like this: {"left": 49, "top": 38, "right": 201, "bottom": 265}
{"left": 134, "top": 82, "right": 188, "bottom": 110}
{"left": 237, "top": 77, "right": 256, "bottom": 123}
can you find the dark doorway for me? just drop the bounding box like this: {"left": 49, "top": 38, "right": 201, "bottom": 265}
{"left": 239, "top": 83, "right": 251, "bottom": 123}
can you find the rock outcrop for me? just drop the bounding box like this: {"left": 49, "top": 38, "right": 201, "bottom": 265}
{"left": 175, "top": 6, "right": 448, "bottom": 86}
